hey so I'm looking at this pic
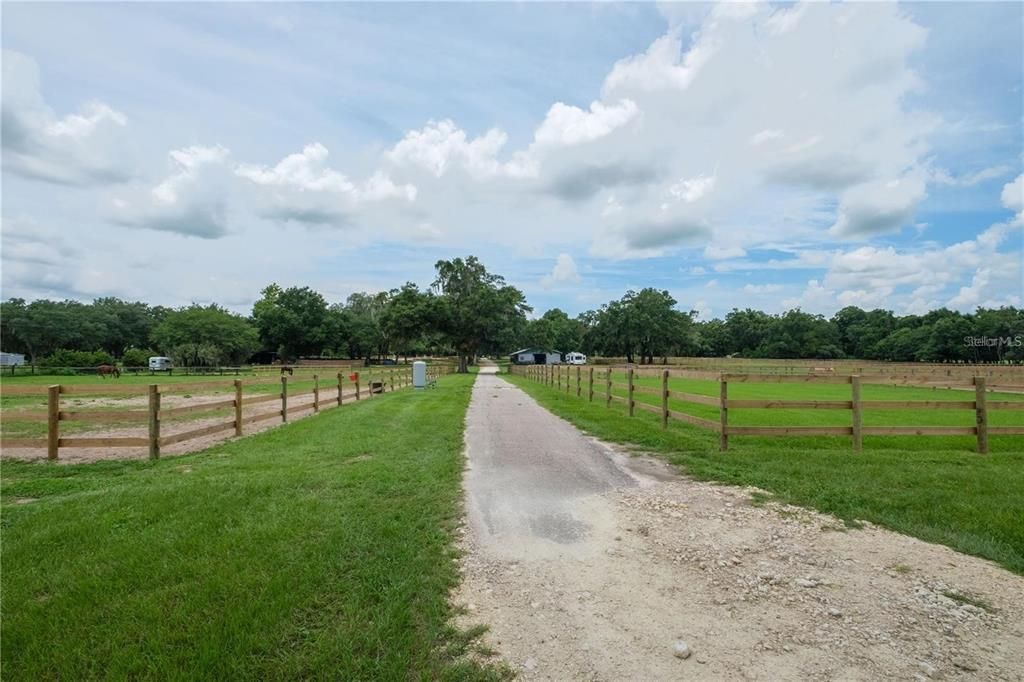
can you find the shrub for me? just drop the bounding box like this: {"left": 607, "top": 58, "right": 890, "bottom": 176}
{"left": 170, "top": 343, "right": 223, "bottom": 367}
{"left": 38, "top": 349, "right": 114, "bottom": 368}
{"left": 122, "top": 348, "right": 157, "bottom": 368}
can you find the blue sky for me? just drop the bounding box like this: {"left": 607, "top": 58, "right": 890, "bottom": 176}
{"left": 2, "top": 1, "right": 1021, "bottom": 319}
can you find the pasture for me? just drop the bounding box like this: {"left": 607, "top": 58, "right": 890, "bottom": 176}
{"left": 504, "top": 370, "right": 1024, "bottom": 574}
{"left": 0, "top": 365, "right": 450, "bottom": 461}
{"left": 519, "top": 364, "right": 1024, "bottom": 453}
{"left": 0, "top": 373, "right": 504, "bottom": 680}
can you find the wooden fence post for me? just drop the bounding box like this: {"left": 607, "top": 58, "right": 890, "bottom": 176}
{"left": 281, "top": 376, "right": 289, "bottom": 423}
{"left": 313, "top": 374, "right": 320, "bottom": 412}
{"left": 576, "top": 366, "right": 581, "bottom": 397}
{"left": 588, "top": 367, "right": 594, "bottom": 402}
{"left": 627, "top": 367, "right": 635, "bottom": 417}
{"left": 337, "top": 372, "right": 344, "bottom": 406}
{"left": 851, "top": 375, "right": 862, "bottom": 452}
{"left": 234, "top": 380, "right": 243, "bottom": 437}
{"left": 661, "top": 369, "right": 669, "bottom": 429}
{"left": 719, "top": 375, "right": 728, "bottom": 451}
{"left": 47, "top": 384, "right": 60, "bottom": 461}
{"left": 148, "top": 384, "right": 160, "bottom": 460}
{"left": 557, "top": 365, "right": 562, "bottom": 391}
{"left": 605, "top": 369, "right": 612, "bottom": 407}
{"left": 975, "top": 377, "right": 988, "bottom": 454}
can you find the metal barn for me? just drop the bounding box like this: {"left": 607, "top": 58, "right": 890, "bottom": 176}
{"left": 509, "top": 348, "right": 562, "bottom": 365}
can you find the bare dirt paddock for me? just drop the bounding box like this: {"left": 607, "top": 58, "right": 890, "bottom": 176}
{"left": 1, "top": 389, "right": 363, "bottom": 464}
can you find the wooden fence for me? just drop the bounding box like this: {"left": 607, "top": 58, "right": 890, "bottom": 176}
{"left": 588, "top": 357, "right": 1024, "bottom": 380}
{"left": 510, "top": 364, "right": 1024, "bottom": 454}
{"left": 1, "top": 364, "right": 453, "bottom": 461}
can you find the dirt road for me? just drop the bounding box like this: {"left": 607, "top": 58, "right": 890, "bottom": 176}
{"left": 456, "top": 369, "right": 1024, "bottom": 680}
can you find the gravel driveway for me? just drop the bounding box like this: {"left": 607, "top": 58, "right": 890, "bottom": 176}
{"left": 456, "top": 368, "right": 1024, "bottom": 680}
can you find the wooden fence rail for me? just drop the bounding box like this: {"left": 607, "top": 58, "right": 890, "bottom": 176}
{"left": 1, "top": 364, "right": 454, "bottom": 461}
{"left": 511, "top": 365, "right": 1023, "bottom": 454}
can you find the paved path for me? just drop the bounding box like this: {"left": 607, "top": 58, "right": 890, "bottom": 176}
{"left": 463, "top": 366, "right": 655, "bottom": 560}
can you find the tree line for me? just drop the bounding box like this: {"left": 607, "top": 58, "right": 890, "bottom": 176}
{"left": 0, "top": 257, "right": 528, "bottom": 373}
{"left": 2, "top": 257, "right": 1021, "bottom": 371}
{"left": 523, "top": 292, "right": 1023, "bottom": 363}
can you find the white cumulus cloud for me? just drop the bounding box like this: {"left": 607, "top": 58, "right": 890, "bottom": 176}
{"left": 110, "top": 145, "right": 232, "bottom": 238}
{"left": 2, "top": 49, "right": 133, "bottom": 185}
{"left": 1001, "top": 174, "right": 1023, "bottom": 214}
{"left": 386, "top": 120, "right": 533, "bottom": 179}
{"left": 540, "top": 253, "right": 582, "bottom": 288}
{"left": 830, "top": 175, "right": 928, "bottom": 238}
{"left": 534, "top": 99, "right": 639, "bottom": 147}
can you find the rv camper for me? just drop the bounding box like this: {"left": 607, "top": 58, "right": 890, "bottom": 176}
{"left": 149, "top": 356, "right": 173, "bottom": 371}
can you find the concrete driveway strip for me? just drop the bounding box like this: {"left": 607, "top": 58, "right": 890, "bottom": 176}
{"left": 462, "top": 366, "right": 647, "bottom": 559}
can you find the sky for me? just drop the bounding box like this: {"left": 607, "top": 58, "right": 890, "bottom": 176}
{"left": 2, "top": 1, "right": 1022, "bottom": 320}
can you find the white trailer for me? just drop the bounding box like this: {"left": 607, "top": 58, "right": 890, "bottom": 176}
{"left": 149, "top": 356, "right": 173, "bottom": 371}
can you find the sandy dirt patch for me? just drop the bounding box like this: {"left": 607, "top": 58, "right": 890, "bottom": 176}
{"left": 1, "top": 388, "right": 372, "bottom": 463}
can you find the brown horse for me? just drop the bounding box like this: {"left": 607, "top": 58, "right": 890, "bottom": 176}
{"left": 280, "top": 366, "right": 294, "bottom": 376}
{"left": 97, "top": 364, "right": 121, "bottom": 379}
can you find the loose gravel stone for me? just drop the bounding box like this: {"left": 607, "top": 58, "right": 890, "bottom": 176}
{"left": 673, "top": 640, "right": 692, "bottom": 659}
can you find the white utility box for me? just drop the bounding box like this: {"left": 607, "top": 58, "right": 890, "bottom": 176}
{"left": 412, "top": 360, "right": 427, "bottom": 388}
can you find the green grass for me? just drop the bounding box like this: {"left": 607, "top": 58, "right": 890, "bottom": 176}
{"left": 940, "top": 589, "right": 994, "bottom": 613}
{"left": 505, "top": 373, "right": 1024, "bottom": 575}
{"left": 1, "top": 374, "right": 505, "bottom": 681}
{"left": 543, "top": 369, "right": 1024, "bottom": 440}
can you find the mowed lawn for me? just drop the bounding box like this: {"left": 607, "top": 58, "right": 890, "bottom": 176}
{"left": 505, "top": 373, "right": 1024, "bottom": 575}
{"left": 569, "top": 368, "right": 1024, "bottom": 433}
{"left": 1, "top": 374, "right": 504, "bottom": 681}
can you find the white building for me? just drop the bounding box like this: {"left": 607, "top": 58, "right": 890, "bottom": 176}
{"left": 0, "top": 352, "right": 26, "bottom": 367}
{"left": 509, "top": 348, "right": 562, "bottom": 365}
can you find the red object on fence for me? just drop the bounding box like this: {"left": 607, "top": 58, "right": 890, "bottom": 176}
{"left": 349, "top": 373, "right": 359, "bottom": 381}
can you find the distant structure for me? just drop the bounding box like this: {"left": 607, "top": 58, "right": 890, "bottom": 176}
{"left": 509, "top": 348, "right": 562, "bottom": 365}
{"left": 0, "top": 352, "right": 26, "bottom": 367}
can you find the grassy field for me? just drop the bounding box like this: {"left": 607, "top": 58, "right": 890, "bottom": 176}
{"left": 1, "top": 373, "right": 505, "bottom": 680}
{"left": 549, "top": 368, "right": 1024, "bottom": 442}
{"left": 505, "top": 373, "right": 1024, "bottom": 575}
